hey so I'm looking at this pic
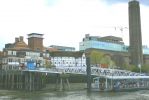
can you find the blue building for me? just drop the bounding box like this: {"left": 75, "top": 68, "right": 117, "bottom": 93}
{"left": 79, "top": 34, "right": 149, "bottom": 66}
{"left": 79, "top": 34, "right": 149, "bottom": 55}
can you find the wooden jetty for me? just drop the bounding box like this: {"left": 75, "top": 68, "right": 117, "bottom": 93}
{"left": 0, "top": 69, "right": 70, "bottom": 91}
{"left": 0, "top": 70, "right": 46, "bottom": 91}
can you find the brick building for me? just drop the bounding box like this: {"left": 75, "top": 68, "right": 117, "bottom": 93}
{"left": 1, "top": 35, "right": 49, "bottom": 70}
{"left": 28, "top": 33, "right": 44, "bottom": 51}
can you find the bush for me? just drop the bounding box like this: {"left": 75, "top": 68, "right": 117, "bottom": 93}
{"left": 141, "top": 65, "right": 149, "bottom": 73}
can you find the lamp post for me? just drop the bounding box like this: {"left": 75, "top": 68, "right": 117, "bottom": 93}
{"left": 138, "top": 64, "right": 141, "bottom": 74}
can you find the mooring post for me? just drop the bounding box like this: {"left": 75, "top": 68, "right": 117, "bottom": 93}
{"left": 11, "top": 71, "right": 14, "bottom": 89}
{"left": 29, "top": 72, "right": 32, "bottom": 91}
{"left": 60, "top": 77, "right": 63, "bottom": 91}
{"left": 86, "top": 56, "right": 91, "bottom": 93}
{"left": 66, "top": 77, "right": 70, "bottom": 90}
{"left": 55, "top": 74, "right": 59, "bottom": 90}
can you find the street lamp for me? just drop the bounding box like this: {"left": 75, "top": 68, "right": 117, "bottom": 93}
{"left": 138, "top": 64, "right": 141, "bottom": 74}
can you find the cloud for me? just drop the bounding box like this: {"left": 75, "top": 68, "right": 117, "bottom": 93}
{"left": 103, "top": 0, "right": 149, "bottom": 6}
{"left": 0, "top": 0, "right": 149, "bottom": 50}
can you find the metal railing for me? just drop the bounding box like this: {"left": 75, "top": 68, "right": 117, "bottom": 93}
{"left": 24, "top": 67, "right": 145, "bottom": 77}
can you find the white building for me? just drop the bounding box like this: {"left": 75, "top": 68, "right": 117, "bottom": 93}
{"left": 50, "top": 51, "right": 86, "bottom": 67}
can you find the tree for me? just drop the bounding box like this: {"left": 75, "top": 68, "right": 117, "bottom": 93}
{"left": 44, "top": 59, "right": 51, "bottom": 68}
{"left": 89, "top": 50, "right": 104, "bottom": 66}
{"left": 125, "top": 65, "right": 139, "bottom": 72}
{"left": 44, "top": 60, "right": 56, "bottom": 68}
{"left": 141, "top": 64, "right": 149, "bottom": 73}
{"left": 100, "top": 55, "right": 116, "bottom": 68}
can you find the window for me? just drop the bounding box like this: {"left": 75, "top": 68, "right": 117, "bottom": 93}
{"left": 43, "top": 53, "right": 45, "bottom": 56}
{"left": 26, "top": 52, "right": 29, "bottom": 56}
{"left": 8, "top": 58, "right": 12, "bottom": 62}
{"left": 13, "top": 51, "right": 16, "bottom": 55}
{"left": 47, "top": 54, "right": 49, "bottom": 57}
{"left": 89, "top": 37, "right": 91, "bottom": 40}
{"left": 8, "top": 51, "right": 12, "bottom": 55}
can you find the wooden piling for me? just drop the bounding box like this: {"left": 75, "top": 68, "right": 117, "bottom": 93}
{"left": 0, "top": 70, "right": 71, "bottom": 91}
{"left": 55, "top": 73, "right": 70, "bottom": 91}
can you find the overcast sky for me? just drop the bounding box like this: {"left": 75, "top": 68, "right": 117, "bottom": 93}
{"left": 0, "top": 0, "right": 149, "bottom": 50}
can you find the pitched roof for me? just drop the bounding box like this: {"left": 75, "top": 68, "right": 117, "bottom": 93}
{"left": 14, "top": 41, "right": 29, "bottom": 50}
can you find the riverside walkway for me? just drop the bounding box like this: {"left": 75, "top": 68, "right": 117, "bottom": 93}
{"left": 0, "top": 67, "right": 148, "bottom": 91}
{"left": 23, "top": 67, "right": 146, "bottom": 77}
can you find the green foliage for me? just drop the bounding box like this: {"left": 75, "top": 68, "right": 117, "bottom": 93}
{"left": 124, "top": 64, "right": 140, "bottom": 72}
{"left": 141, "top": 64, "right": 149, "bottom": 73}
{"left": 89, "top": 50, "right": 116, "bottom": 68}
{"left": 100, "top": 55, "right": 110, "bottom": 64}
{"left": 89, "top": 50, "right": 104, "bottom": 65}
{"left": 109, "top": 61, "right": 116, "bottom": 68}
{"left": 121, "top": 63, "right": 130, "bottom": 70}
{"left": 44, "top": 60, "right": 51, "bottom": 68}
{"left": 100, "top": 55, "right": 115, "bottom": 68}
{"left": 131, "top": 66, "right": 140, "bottom": 72}
{"left": 122, "top": 64, "right": 149, "bottom": 73}
{"left": 44, "top": 60, "right": 56, "bottom": 68}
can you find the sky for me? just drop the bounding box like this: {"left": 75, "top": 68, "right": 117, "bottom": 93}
{"left": 0, "top": 0, "right": 149, "bottom": 51}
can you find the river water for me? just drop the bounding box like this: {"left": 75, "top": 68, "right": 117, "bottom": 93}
{"left": 0, "top": 89, "right": 149, "bottom": 100}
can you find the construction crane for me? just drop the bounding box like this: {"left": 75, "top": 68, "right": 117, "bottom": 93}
{"left": 115, "top": 26, "right": 128, "bottom": 33}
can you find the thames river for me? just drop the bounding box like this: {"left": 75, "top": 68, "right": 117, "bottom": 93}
{"left": 0, "top": 89, "right": 149, "bottom": 100}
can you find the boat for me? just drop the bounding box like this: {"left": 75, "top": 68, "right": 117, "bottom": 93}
{"left": 92, "top": 73, "right": 149, "bottom": 92}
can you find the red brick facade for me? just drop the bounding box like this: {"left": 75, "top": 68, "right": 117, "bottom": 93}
{"left": 28, "top": 33, "right": 43, "bottom": 51}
